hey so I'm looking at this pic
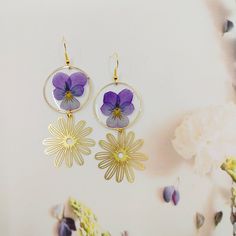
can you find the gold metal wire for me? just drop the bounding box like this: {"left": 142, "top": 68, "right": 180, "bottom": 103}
{"left": 43, "top": 65, "right": 92, "bottom": 114}
{"left": 111, "top": 52, "right": 119, "bottom": 84}
{"left": 93, "top": 81, "right": 142, "bottom": 131}
{"left": 62, "top": 37, "right": 70, "bottom": 65}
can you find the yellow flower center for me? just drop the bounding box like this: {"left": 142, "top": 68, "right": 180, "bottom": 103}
{"left": 65, "top": 91, "right": 73, "bottom": 100}
{"left": 112, "top": 107, "right": 122, "bottom": 118}
{"left": 114, "top": 149, "right": 129, "bottom": 162}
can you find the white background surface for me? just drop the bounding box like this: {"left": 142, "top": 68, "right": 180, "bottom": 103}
{"left": 1, "top": 0, "right": 236, "bottom": 235}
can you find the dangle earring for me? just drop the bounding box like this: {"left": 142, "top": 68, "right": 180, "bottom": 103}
{"left": 94, "top": 53, "right": 148, "bottom": 183}
{"left": 43, "top": 40, "right": 95, "bottom": 168}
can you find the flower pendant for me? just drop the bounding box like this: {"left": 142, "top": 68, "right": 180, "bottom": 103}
{"left": 43, "top": 117, "right": 95, "bottom": 167}
{"left": 95, "top": 130, "right": 148, "bottom": 183}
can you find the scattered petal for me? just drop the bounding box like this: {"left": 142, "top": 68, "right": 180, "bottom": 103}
{"left": 172, "top": 190, "right": 180, "bottom": 205}
{"left": 163, "top": 186, "right": 175, "bottom": 203}
{"left": 221, "top": 157, "right": 236, "bottom": 182}
{"left": 64, "top": 218, "right": 76, "bottom": 231}
{"left": 214, "top": 211, "right": 223, "bottom": 226}
{"left": 196, "top": 213, "right": 205, "bottom": 229}
{"left": 223, "top": 20, "right": 234, "bottom": 33}
{"left": 231, "top": 212, "right": 236, "bottom": 224}
{"left": 58, "top": 221, "right": 72, "bottom": 236}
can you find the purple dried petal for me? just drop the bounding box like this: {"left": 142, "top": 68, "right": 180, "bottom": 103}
{"left": 100, "top": 103, "right": 113, "bottom": 116}
{"left": 65, "top": 78, "right": 72, "bottom": 90}
{"left": 163, "top": 186, "right": 175, "bottom": 203}
{"left": 64, "top": 218, "right": 76, "bottom": 231}
{"left": 121, "top": 103, "right": 134, "bottom": 116}
{"left": 70, "top": 72, "right": 88, "bottom": 87}
{"left": 53, "top": 88, "right": 66, "bottom": 100}
{"left": 58, "top": 221, "right": 72, "bottom": 236}
{"left": 106, "top": 115, "right": 129, "bottom": 128}
{"left": 70, "top": 85, "right": 84, "bottom": 97}
{"left": 223, "top": 20, "right": 234, "bottom": 33}
{"left": 214, "top": 211, "right": 223, "bottom": 226}
{"left": 53, "top": 72, "right": 69, "bottom": 89}
{"left": 118, "top": 89, "right": 133, "bottom": 106}
{"left": 60, "top": 97, "right": 80, "bottom": 111}
{"left": 172, "top": 190, "right": 180, "bottom": 205}
{"left": 103, "top": 91, "right": 118, "bottom": 106}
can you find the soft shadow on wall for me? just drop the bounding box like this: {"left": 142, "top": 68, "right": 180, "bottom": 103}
{"left": 144, "top": 114, "right": 190, "bottom": 177}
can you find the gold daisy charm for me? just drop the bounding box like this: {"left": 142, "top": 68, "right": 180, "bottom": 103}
{"left": 43, "top": 117, "right": 95, "bottom": 167}
{"left": 95, "top": 130, "right": 148, "bottom": 183}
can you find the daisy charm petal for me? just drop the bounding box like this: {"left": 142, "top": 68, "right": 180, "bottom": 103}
{"left": 43, "top": 117, "right": 95, "bottom": 168}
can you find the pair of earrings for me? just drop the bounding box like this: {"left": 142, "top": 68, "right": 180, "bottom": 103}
{"left": 43, "top": 41, "right": 148, "bottom": 183}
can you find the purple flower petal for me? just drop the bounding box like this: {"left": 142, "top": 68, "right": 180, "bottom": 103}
{"left": 64, "top": 218, "right": 76, "bottom": 231}
{"left": 118, "top": 89, "right": 133, "bottom": 106}
{"left": 65, "top": 78, "right": 72, "bottom": 90}
{"left": 70, "top": 72, "right": 88, "bottom": 88}
{"left": 71, "top": 85, "right": 84, "bottom": 97}
{"left": 60, "top": 97, "right": 80, "bottom": 111}
{"left": 52, "top": 72, "right": 69, "bottom": 89}
{"left": 121, "top": 103, "right": 134, "bottom": 116}
{"left": 58, "top": 221, "right": 72, "bottom": 236}
{"left": 106, "top": 115, "right": 129, "bottom": 128}
{"left": 103, "top": 91, "right": 118, "bottom": 106}
{"left": 172, "top": 190, "right": 180, "bottom": 205}
{"left": 163, "top": 186, "right": 175, "bottom": 203}
{"left": 100, "top": 103, "right": 113, "bottom": 116}
{"left": 53, "top": 88, "right": 65, "bottom": 100}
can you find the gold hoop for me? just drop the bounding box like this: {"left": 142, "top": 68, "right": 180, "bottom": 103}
{"left": 43, "top": 65, "right": 92, "bottom": 114}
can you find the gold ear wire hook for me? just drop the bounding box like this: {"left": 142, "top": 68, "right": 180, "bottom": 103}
{"left": 63, "top": 37, "right": 70, "bottom": 66}
{"left": 111, "top": 52, "right": 119, "bottom": 84}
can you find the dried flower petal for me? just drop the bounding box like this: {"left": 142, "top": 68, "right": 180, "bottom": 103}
{"left": 231, "top": 212, "right": 236, "bottom": 224}
{"left": 196, "top": 213, "right": 205, "bottom": 229}
{"left": 172, "top": 190, "right": 180, "bottom": 205}
{"left": 221, "top": 157, "right": 236, "bottom": 182}
{"left": 163, "top": 186, "right": 175, "bottom": 203}
{"left": 223, "top": 20, "right": 234, "bottom": 33}
{"left": 214, "top": 211, "right": 223, "bottom": 226}
{"left": 58, "top": 221, "right": 72, "bottom": 236}
{"left": 64, "top": 218, "right": 76, "bottom": 231}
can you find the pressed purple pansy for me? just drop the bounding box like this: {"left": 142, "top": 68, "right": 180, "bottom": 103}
{"left": 52, "top": 72, "right": 87, "bottom": 111}
{"left": 100, "top": 89, "right": 135, "bottom": 128}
